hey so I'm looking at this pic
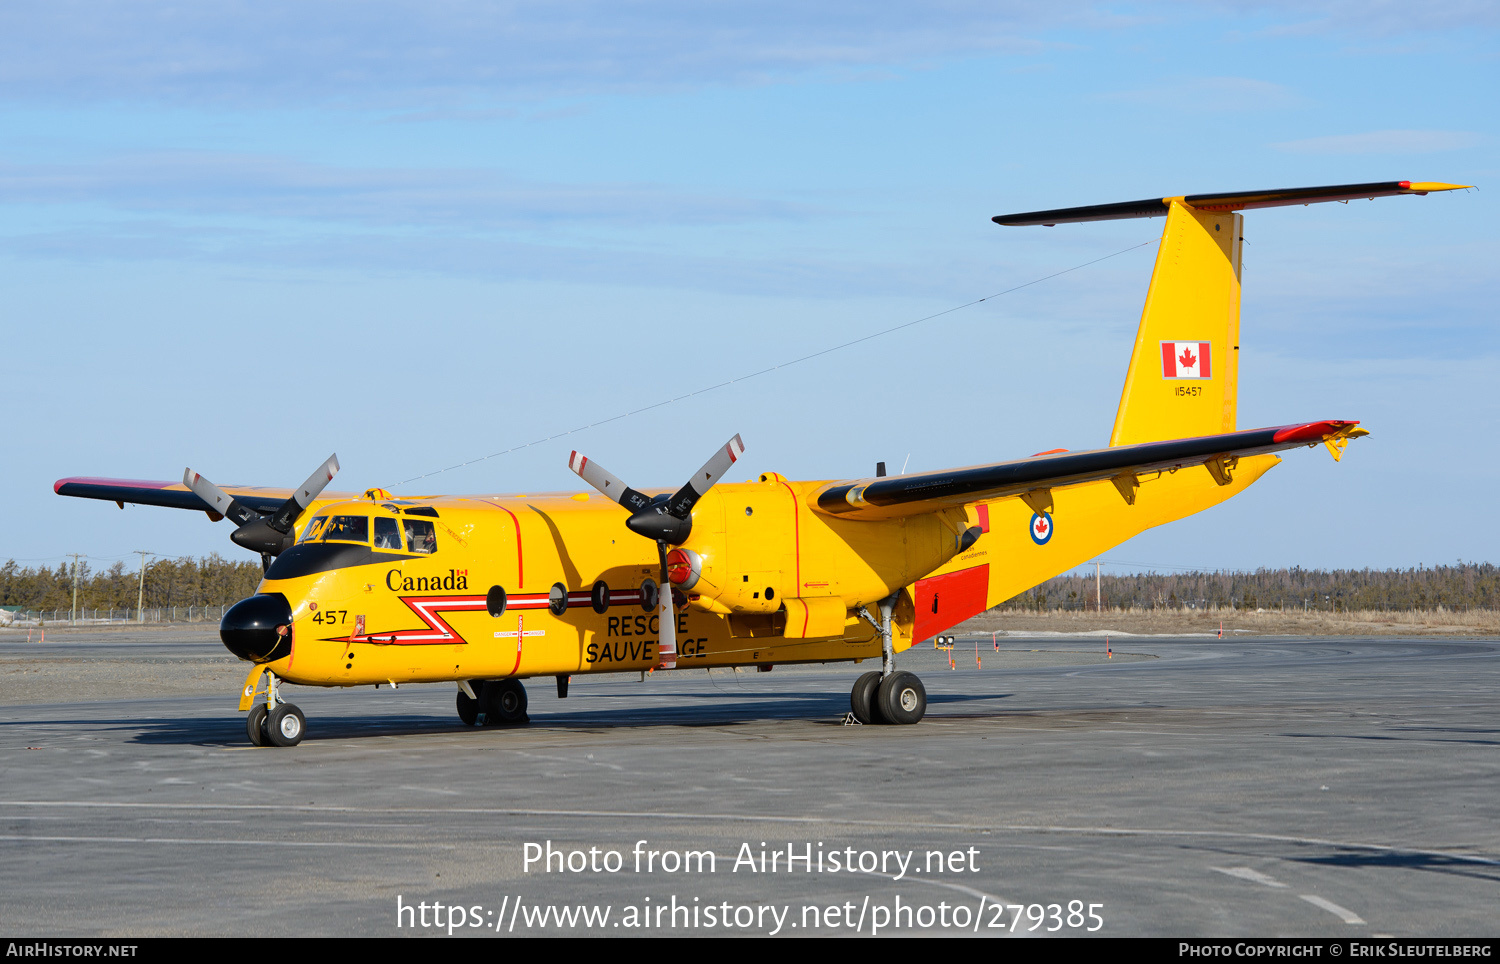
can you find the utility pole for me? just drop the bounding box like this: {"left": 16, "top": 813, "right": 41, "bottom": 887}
{"left": 135, "top": 551, "right": 152, "bottom": 622}
{"left": 1096, "top": 561, "right": 1102, "bottom": 613}
{"left": 69, "top": 553, "right": 83, "bottom": 626}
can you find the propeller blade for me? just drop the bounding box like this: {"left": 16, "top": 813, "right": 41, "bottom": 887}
{"left": 665, "top": 434, "right": 744, "bottom": 519}
{"left": 568, "top": 451, "right": 652, "bottom": 512}
{"left": 267, "top": 453, "right": 340, "bottom": 533}
{"left": 655, "top": 541, "right": 677, "bottom": 670}
{"left": 182, "top": 468, "right": 261, "bottom": 527}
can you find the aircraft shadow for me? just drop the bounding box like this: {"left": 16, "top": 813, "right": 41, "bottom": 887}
{"left": 3, "top": 688, "right": 1010, "bottom": 745}
{"left": 1, "top": 689, "right": 1010, "bottom": 746}
{"left": 1284, "top": 732, "right": 1500, "bottom": 748}
{"left": 1292, "top": 850, "right": 1500, "bottom": 884}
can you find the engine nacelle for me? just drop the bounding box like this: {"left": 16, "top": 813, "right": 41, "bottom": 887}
{"left": 677, "top": 473, "right": 973, "bottom": 620}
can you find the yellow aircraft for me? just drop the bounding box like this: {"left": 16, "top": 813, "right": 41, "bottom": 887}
{"left": 55, "top": 180, "right": 1468, "bottom": 747}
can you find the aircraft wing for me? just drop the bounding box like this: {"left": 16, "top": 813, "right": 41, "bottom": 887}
{"left": 812, "top": 420, "right": 1365, "bottom": 521}
{"left": 53, "top": 476, "right": 343, "bottom": 518}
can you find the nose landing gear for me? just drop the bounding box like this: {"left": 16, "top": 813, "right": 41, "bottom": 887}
{"left": 241, "top": 667, "right": 306, "bottom": 747}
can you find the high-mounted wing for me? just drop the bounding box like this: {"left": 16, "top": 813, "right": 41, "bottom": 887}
{"left": 813, "top": 420, "right": 1366, "bottom": 521}
{"left": 54, "top": 477, "right": 293, "bottom": 517}
{"left": 57, "top": 458, "right": 351, "bottom": 568}
{"left": 992, "top": 181, "right": 1470, "bottom": 226}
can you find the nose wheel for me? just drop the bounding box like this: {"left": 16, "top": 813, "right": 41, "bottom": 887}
{"left": 246, "top": 703, "right": 269, "bottom": 746}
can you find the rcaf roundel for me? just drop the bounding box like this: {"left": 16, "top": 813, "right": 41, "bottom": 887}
{"left": 1029, "top": 511, "right": 1053, "bottom": 545}
{"left": 1161, "top": 341, "right": 1212, "bottom": 379}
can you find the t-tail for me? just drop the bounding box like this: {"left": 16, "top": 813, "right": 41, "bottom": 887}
{"left": 995, "top": 181, "right": 1471, "bottom": 446}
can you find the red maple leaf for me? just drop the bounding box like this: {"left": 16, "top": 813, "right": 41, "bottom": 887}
{"left": 1035, "top": 518, "right": 1048, "bottom": 535}
{"left": 1179, "top": 347, "right": 1197, "bottom": 369}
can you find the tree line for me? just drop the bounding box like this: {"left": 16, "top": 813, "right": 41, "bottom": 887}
{"left": 0, "top": 556, "right": 263, "bottom": 612}
{"left": 999, "top": 563, "right": 1498, "bottom": 613}
{"left": 4, "top": 556, "right": 1495, "bottom": 615}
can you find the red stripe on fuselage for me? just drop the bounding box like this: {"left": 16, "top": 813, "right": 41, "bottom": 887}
{"left": 487, "top": 501, "right": 525, "bottom": 587}
{"left": 326, "top": 585, "right": 646, "bottom": 645}
{"left": 776, "top": 480, "right": 802, "bottom": 598}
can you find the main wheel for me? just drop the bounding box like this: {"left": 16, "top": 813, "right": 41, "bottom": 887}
{"left": 482, "top": 679, "right": 529, "bottom": 726}
{"left": 265, "top": 703, "right": 307, "bottom": 746}
{"left": 850, "top": 671, "right": 882, "bottom": 724}
{"left": 876, "top": 672, "right": 926, "bottom": 725}
{"left": 456, "top": 685, "right": 480, "bottom": 726}
{"left": 245, "top": 704, "right": 268, "bottom": 746}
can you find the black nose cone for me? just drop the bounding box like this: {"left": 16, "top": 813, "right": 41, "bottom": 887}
{"left": 221, "top": 593, "right": 294, "bottom": 663}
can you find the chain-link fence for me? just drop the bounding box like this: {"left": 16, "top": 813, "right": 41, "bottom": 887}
{"left": 0, "top": 605, "right": 229, "bottom": 627}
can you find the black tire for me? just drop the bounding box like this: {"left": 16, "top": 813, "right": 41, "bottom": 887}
{"left": 456, "top": 686, "right": 480, "bottom": 726}
{"left": 876, "top": 672, "right": 926, "bottom": 725}
{"left": 266, "top": 703, "right": 307, "bottom": 746}
{"left": 245, "top": 704, "right": 268, "bottom": 746}
{"left": 850, "top": 671, "right": 882, "bottom": 724}
{"left": 482, "top": 679, "right": 529, "bottom": 726}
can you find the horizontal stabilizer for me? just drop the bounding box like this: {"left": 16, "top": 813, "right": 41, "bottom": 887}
{"left": 813, "top": 420, "right": 1365, "bottom": 520}
{"left": 993, "top": 181, "right": 1471, "bottom": 226}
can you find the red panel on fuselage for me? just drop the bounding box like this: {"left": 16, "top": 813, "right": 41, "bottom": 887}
{"left": 911, "top": 564, "right": 990, "bottom": 643}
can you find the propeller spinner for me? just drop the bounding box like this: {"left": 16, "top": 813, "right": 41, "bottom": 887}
{"left": 184, "top": 454, "right": 341, "bottom": 569}
{"left": 569, "top": 435, "right": 744, "bottom": 668}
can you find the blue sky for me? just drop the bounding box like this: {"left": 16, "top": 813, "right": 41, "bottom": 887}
{"left": 2, "top": 1, "right": 1495, "bottom": 576}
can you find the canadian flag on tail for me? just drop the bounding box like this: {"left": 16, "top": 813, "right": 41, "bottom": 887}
{"left": 1161, "top": 341, "right": 1212, "bottom": 379}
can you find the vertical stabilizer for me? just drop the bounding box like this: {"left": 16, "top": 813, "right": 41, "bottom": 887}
{"left": 1109, "top": 200, "right": 1241, "bottom": 446}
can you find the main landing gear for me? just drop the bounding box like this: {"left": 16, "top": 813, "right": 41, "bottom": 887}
{"left": 457, "top": 679, "right": 529, "bottom": 727}
{"left": 850, "top": 670, "right": 927, "bottom": 725}
{"left": 849, "top": 593, "right": 927, "bottom": 725}
{"left": 245, "top": 671, "right": 306, "bottom": 747}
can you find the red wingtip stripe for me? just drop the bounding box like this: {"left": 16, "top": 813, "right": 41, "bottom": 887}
{"left": 1271, "top": 420, "right": 1358, "bottom": 444}
{"left": 1399, "top": 181, "right": 1411, "bottom": 189}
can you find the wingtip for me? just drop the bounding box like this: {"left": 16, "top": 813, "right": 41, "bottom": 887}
{"left": 1271, "top": 419, "right": 1362, "bottom": 445}
{"left": 1405, "top": 181, "right": 1474, "bottom": 193}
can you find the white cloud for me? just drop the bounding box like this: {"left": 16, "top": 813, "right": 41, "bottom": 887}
{"left": 0, "top": 152, "right": 810, "bottom": 228}
{"left": 1271, "top": 130, "right": 1482, "bottom": 155}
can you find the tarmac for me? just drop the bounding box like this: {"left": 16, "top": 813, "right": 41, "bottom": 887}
{"left": 1, "top": 628, "right": 1496, "bottom": 937}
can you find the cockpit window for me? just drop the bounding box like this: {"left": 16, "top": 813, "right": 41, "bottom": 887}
{"left": 373, "top": 516, "right": 403, "bottom": 550}
{"left": 298, "top": 516, "right": 329, "bottom": 544}
{"left": 322, "top": 515, "right": 369, "bottom": 544}
{"left": 403, "top": 519, "right": 437, "bottom": 554}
